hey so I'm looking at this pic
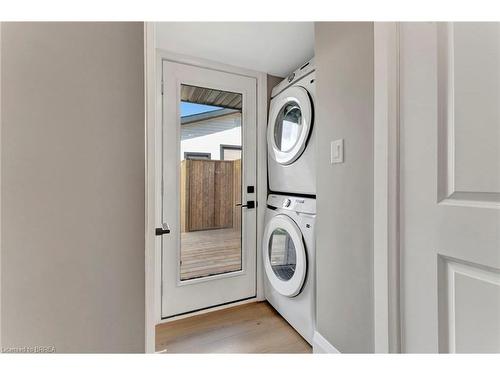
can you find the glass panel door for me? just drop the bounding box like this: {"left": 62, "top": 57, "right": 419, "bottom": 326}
{"left": 161, "top": 60, "right": 257, "bottom": 318}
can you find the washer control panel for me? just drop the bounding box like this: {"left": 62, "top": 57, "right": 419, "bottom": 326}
{"left": 268, "top": 194, "right": 316, "bottom": 215}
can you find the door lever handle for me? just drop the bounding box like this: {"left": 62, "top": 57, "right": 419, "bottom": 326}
{"left": 236, "top": 201, "right": 255, "bottom": 209}
{"left": 155, "top": 223, "right": 171, "bottom": 236}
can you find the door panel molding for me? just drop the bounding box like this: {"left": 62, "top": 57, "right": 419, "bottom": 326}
{"left": 437, "top": 23, "right": 500, "bottom": 209}
{"left": 439, "top": 255, "right": 500, "bottom": 353}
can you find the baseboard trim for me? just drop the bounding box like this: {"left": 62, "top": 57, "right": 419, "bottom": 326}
{"left": 312, "top": 331, "right": 341, "bottom": 354}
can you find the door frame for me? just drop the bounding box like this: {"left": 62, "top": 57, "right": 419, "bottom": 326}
{"left": 373, "top": 22, "right": 402, "bottom": 353}
{"left": 144, "top": 22, "right": 268, "bottom": 352}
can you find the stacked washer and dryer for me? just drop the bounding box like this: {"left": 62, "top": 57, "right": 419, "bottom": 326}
{"left": 263, "top": 59, "right": 316, "bottom": 344}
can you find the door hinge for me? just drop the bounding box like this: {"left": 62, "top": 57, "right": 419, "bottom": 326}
{"left": 161, "top": 80, "right": 164, "bottom": 96}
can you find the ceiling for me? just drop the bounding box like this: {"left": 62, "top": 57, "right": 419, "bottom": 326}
{"left": 155, "top": 22, "right": 314, "bottom": 77}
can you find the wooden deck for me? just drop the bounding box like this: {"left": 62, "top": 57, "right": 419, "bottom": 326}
{"left": 180, "top": 228, "right": 241, "bottom": 280}
{"left": 155, "top": 302, "right": 312, "bottom": 353}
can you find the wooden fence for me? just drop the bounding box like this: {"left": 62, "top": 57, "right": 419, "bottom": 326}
{"left": 180, "top": 159, "right": 241, "bottom": 232}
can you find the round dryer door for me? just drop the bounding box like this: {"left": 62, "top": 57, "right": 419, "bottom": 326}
{"left": 268, "top": 86, "right": 313, "bottom": 165}
{"left": 263, "top": 214, "right": 307, "bottom": 297}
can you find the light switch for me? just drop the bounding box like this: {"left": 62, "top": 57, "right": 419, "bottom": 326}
{"left": 331, "top": 139, "right": 344, "bottom": 164}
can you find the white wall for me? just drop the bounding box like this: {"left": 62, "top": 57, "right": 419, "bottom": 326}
{"left": 181, "top": 113, "right": 241, "bottom": 160}
{"left": 1, "top": 22, "right": 145, "bottom": 353}
{"left": 314, "top": 22, "right": 375, "bottom": 353}
{"left": 181, "top": 128, "right": 241, "bottom": 160}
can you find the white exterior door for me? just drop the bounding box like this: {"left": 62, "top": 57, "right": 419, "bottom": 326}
{"left": 160, "top": 60, "right": 257, "bottom": 318}
{"left": 400, "top": 22, "right": 500, "bottom": 352}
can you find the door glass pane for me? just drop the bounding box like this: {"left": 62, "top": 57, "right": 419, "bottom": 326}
{"left": 268, "top": 228, "right": 296, "bottom": 281}
{"left": 179, "top": 84, "right": 243, "bottom": 281}
{"left": 274, "top": 101, "right": 302, "bottom": 152}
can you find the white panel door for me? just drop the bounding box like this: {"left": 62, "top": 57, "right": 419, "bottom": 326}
{"left": 400, "top": 22, "right": 500, "bottom": 353}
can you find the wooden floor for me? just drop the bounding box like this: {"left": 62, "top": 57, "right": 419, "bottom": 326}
{"left": 155, "top": 302, "right": 312, "bottom": 353}
{"left": 180, "top": 228, "right": 241, "bottom": 280}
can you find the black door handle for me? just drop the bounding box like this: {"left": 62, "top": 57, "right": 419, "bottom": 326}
{"left": 236, "top": 200, "right": 255, "bottom": 209}
{"left": 155, "top": 223, "right": 171, "bottom": 236}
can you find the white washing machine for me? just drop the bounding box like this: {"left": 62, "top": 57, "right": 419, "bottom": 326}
{"left": 263, "top": 194, "right": 316, "bottom": 344}
{"left": 268, "top": 58, "right": 316, "bottom": 196}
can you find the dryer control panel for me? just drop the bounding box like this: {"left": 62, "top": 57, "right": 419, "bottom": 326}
{"left": 267, "top": 194, "right": 316, "bottom": 215}
{"left": 271, "top": 57, "right": 315, "bottom": 98}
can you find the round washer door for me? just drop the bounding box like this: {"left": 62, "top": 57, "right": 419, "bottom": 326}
{"left": 268, "top": 86, "right": 313, "bottom": 165}
{"left": 263, "top": 214, "right": 307, "bottom": 297}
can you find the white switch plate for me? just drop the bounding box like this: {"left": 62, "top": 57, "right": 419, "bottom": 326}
{"left": 331, "top": 139, "right": 344, "bottom": 164}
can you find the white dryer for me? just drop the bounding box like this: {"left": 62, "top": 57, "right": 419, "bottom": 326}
{"left": 263, "top": 194, "right": 316, "bottom": 344}
{"left": 268, "top": 59, "right": 316, "bottom": 196}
